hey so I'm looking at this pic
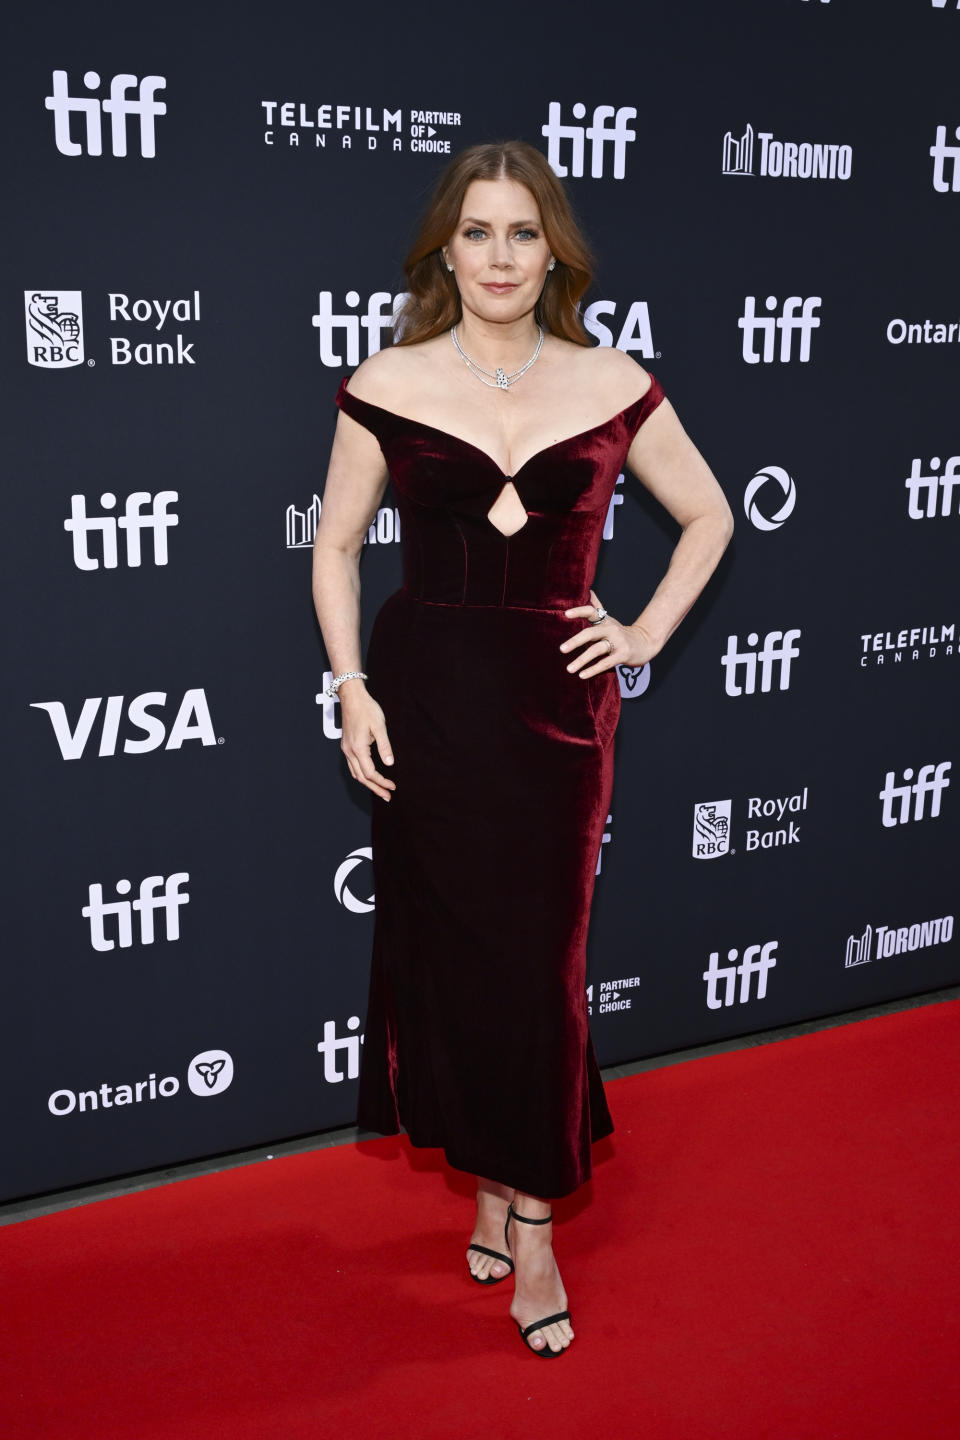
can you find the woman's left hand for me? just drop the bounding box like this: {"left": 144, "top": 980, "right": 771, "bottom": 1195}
{"left": 560, "top": 589, "right": 658, "bottom": 679}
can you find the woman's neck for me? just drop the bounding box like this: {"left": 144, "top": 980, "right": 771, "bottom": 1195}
{"left": 453, "top": 310, "right": 541, "bottom": 373}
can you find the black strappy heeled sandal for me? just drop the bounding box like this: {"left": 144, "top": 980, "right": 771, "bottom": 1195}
{"left": 504, "top": 1202, "right": 572, "bottom": 1356}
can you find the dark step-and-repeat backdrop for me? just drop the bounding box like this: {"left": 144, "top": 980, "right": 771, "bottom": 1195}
{"left": 4, "top": 1, "right": 958, "bottom": 1202}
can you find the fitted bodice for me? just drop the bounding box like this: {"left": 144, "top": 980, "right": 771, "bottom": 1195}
{"left": 334, "top": 371, "right": 666, "bottom": 610}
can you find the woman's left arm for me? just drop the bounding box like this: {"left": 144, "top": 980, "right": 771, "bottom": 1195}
{"left": 562, "top": 395, "right": 735, "bottom": 678}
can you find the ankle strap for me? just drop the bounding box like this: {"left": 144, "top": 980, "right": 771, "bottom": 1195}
{"left": 508, "top": 1202, "right": 553, "bottom": 1225}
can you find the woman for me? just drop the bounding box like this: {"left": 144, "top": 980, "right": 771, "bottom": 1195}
{"left": 311, "top": 140, "right": 733, "bottom": 1356}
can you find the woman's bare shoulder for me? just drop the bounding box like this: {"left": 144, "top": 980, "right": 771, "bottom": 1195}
{"left": 571, "top": 342, "right": 652, "bottom": 406}
{"left": 343, "top": 337, "right": 444, "bottom": 409}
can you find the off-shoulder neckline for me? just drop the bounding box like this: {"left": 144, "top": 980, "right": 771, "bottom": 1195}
{"left": 335, "top": 373, "right": 659, "bottom": 480}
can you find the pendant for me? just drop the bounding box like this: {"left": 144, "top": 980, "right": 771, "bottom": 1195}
{"left": 495, "top": 367, "right": 509, "bottom": 389}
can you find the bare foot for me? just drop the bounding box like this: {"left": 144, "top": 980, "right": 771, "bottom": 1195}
{"left": 466, "top": 1178, "right": 515, "bottom": 1282}
{"left": 506, "top": 1205, "right": 574, "bottom": 1353}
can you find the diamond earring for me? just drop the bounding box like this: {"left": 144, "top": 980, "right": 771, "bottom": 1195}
{"left": 548, "top": 259, "right": 556, "bottom": 271}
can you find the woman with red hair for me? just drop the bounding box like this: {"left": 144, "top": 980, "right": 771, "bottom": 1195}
{"left": 313, "top": 140, "right": 732, "bottom": 1356}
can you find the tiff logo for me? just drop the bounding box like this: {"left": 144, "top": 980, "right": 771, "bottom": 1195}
{"left": 45, "top": 71, "right": 167, "bottom": 158}
{"left": 317, "top": 1017, "right": 364, "bottom": 1082}
{"left": 739, "top": 296, "right": 821, "bottom": 363}
{"left": 82, "top": 874, "right": 190, "bottom": 952}
{"left": 721, "top": 630, "right": 801, "bottom": 696}
{"left": 65, "top": 492, "right": 179, "bottom": 568}
{"left": 542, "top": 102, "right": 637, "bottom": 180}
{"left": 879, "top": 762, "right": 951, "bottom": 827}
{"left": 905, "top": 456, "right": 960, "bottom": 518}
{"left": 930, "top": 125, "right": 960, "bottom": 191}
{"left": 596, "top": 812, "right": 612, "bottom": 876}
{"left": 704, "top": 942, "right": 778, "bottom": 1009}
{"left": 312, "top": 291, "right": 405, "bottom": 366}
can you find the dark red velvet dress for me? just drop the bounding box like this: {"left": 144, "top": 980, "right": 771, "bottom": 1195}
{"left": 335, "top": 369, "right": 666, "bottom": 1199}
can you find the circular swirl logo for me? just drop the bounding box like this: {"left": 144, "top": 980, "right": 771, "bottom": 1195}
{"left": 334, "top": 847, "right": 375, "bottom": 913}
{"left": 744, "top": 465, "right": 796, "bottom": 531}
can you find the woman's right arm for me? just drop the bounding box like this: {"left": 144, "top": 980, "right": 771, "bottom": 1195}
{"left": 311, "top": 402, "right": 397, "bottom": 802}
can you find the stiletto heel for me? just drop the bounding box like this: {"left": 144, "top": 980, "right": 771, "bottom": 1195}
{"left": 504, "top": 1202, "right": 572, "bottom": 1357}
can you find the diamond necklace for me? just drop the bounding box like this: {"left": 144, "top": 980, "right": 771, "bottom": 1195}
{"left": 451, "top": 324, "right": 544, "bottom": 390}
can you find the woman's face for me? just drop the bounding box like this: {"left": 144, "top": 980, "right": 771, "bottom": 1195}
{"left": 443, "top": 176, "right": 553, "bottom": 325}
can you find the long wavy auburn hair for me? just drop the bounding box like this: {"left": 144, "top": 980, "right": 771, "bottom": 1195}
{"left": 394, "top": 140, "right": 594, "bottom": 347}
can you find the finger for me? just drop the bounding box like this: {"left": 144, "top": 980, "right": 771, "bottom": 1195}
{"left": 560, "top": 624, "right": 611, "bottom": 654}
{"left": 356, "top": 740, "right": 388, "bottom": 786}
{"left": 360, "top": 773, "right": 394, "bottom": 800}
{"left": 562, "top": 605, "right": 599, "bottom": 620}
{"left": 578, "top": 655, "right": 616, "bottom": 679}
{"left": 373, "top": 726, "right": 395, "bottom": 769}
{"left": 564, "top": 635, "right": 612, "bottom": 668}
{"left": 344, "top": 748, "right": 394, "bottom": 800}
{"left": 569, "top": 643, "right": 616, "bottom": 676}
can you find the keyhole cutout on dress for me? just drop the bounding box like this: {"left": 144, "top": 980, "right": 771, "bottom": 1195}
{"left": 486, "top": 480, "right": 529, "bottom": 538}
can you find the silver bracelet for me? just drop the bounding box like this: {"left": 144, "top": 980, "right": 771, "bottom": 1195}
{"left": 325, "top": 670, "right": 368, "bottom": 698}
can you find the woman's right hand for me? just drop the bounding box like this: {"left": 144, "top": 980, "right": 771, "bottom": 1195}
{"left": 339, "top": 688, "right": 396, "bottom": 802}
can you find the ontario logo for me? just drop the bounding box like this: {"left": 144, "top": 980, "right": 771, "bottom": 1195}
{"left": 48, "top": 1047, "right": 234, "bottom": 1116}
{"left": 616, "top": 663, "right": 651, "bottom": 700}
{"left": 692, "top": 800, "right": 731, "bottom": 859}
{"left": 25, "top": 291, "right": 84, "bottom": 368}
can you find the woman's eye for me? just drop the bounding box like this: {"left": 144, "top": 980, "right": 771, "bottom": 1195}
{"left": 515, "top": 229, "right": 537, "bottom": 240}
{"left": 464, "top": 228, "right": 486, "bottom": 240}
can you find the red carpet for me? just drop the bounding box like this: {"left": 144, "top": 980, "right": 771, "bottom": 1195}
{"left": 4, "top": 999, "right": 959, "bottom": 1440}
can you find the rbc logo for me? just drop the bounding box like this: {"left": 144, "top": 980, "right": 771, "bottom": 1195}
{"left": 312, "top": 291, "right": 406, "bottom": 366}
{"left": 739, "top": 296, "right": 821, "bottom": 363}
{"left": 45, "top": 71, "right": 167, "bottom": 157}
{"left": 930, "top": 125, "right": 960, "bottom": 192}
{"left": 692, "top": 800, "right": 731, "bottom": 859}
{"left": 703, "top": 942, "right": 778, "bottom": 1009}
{"left": 25, "top": 291, "right": 84, "bottom": 369}
{"left": 721, "top": 630, "right": 801, "bottom": 696}
{"left": 65, "top": 492, "right": 179, "bottom": 568}
{"left": 879, "top": 762, "right": 951, "bottom": 827}
{"left": 542, "top": 102, "right": 637, "bottom": 180}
